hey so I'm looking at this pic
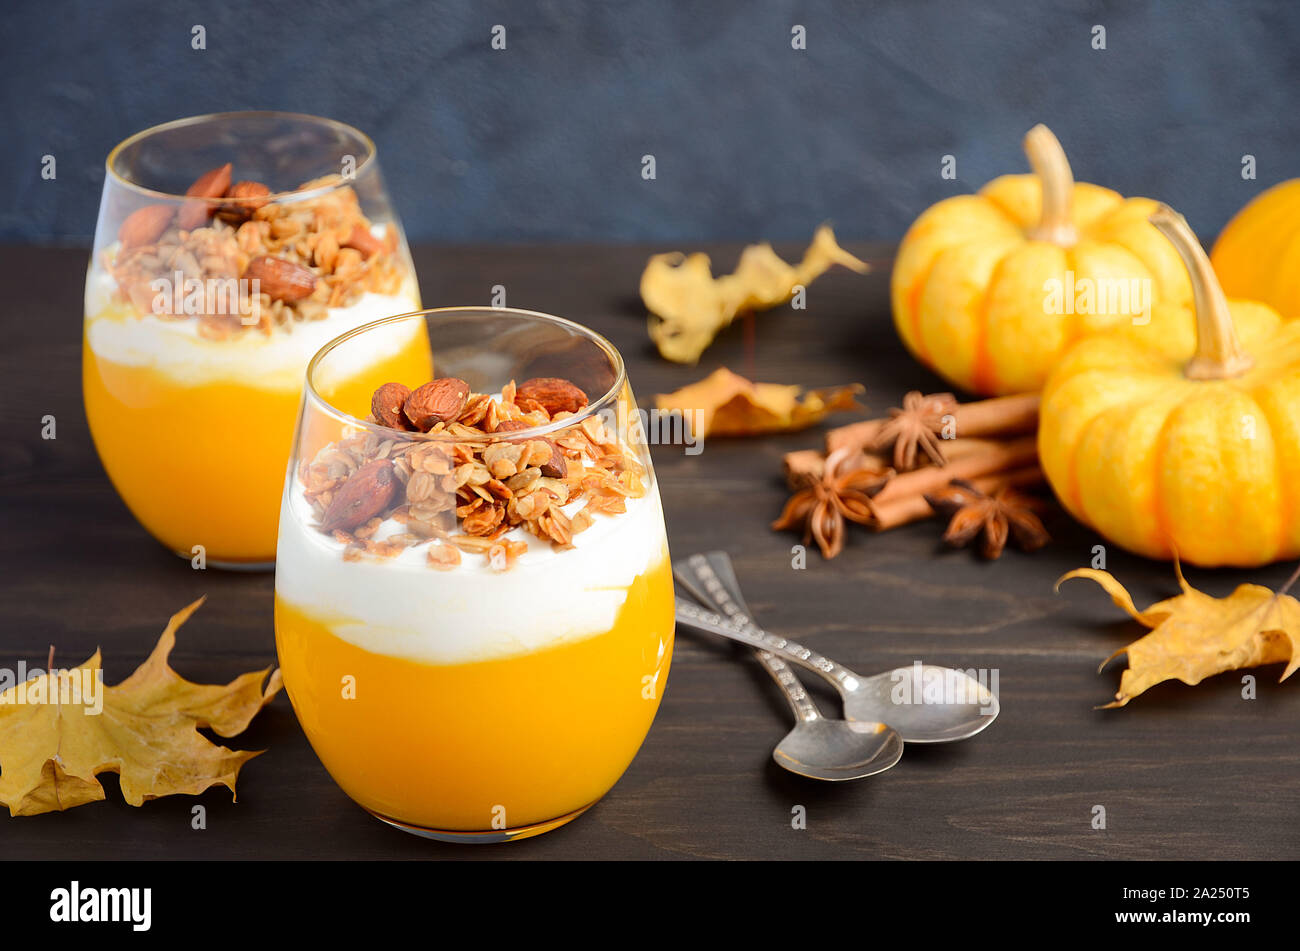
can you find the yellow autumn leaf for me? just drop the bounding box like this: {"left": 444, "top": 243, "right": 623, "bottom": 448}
{"left": 643, "top": 224, "right": 869, "bottom": 363}
{"left": 1057, "top": 562, "right": 1300, "bottom": 708}
{"left": 0, "top": 598, "right": 282, "bottom": 816}
{"left": 655, "top": 367, "right": 862, "bottom": 438}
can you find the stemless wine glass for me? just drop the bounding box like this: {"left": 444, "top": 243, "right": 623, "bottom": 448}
{"left": 275, "top": 307, "right": 675, "bottom": 842}
{"left": 83, "top": 112, "right": 425, "bottom": 568}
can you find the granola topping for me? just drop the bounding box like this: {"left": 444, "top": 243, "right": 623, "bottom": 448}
{"left": 298, "top": 376, "right": 647, "bottom": 570}
{"left": 104, "top": 165, "right": 407, "bottom": 339}
{"left": 84, "top": 276, "right": 421, "bottom": 390}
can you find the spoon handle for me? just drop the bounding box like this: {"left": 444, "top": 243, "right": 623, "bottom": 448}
{"left": 674, "top": 552, "right": 759, "bottom": 623}
{"left": 673, "top": 551, "right": 863, "bottom": 696}
{"left": 675, "top": 598, "right": 862, "bottom": 696}
{"left": 673, "top": 555, "right": 821, "bottom": 724}
{"left": 756, "top": 651, "right": 821, "bottom": 723}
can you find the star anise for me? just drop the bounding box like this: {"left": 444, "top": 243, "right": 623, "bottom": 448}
{"left": 872, "top": 391, "right": 959, "bottom": 471}
{"left": 772, "top": 447, "right": 890, "bottom": 558}
{"left": 923, "top": 479, "right": 1050, "bottom": 559}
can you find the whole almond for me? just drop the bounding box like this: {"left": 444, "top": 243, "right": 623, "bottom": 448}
{"left": 493, "top": 420, "right": 530, "bottom": 434}
{"left": 320, "top": 459, "right": 398, "bottom": 533}
{"left": 245, "top": 255, "right": 318, "bottom": 302}
{"left": 404, "top": 378, "right": 471, "bottom": 431}
{"left": 118, "top": 204, "right": 174, "bottom": 249}
{"left": 223, "top": 180, "right": 271, "bottom": 218}
{"left": 371, "top": 382, "right": 414, "bottom": 430}
{"left": 178, "top": 162, "right": 234, "bottom": 230}
{"left": 537, "top": 438, "right": 567, "bottom": 478}
{"left": 343, "top": 223, "right": 385, "bottom": 259}
{"left": 186, "top": 162, "right": 234, "bottom": 196}
{"left": 516, "top": 377, "right": 588, "bottom": 416}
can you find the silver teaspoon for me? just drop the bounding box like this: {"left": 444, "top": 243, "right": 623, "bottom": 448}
{"left": 673, "top": 553, "right": 999, "bottom": 743}
{"left": 756, "top": 651, "right": 903, "bottom": 781}
{"left": 675, "top": 562, "right": 902, "bottom": 780}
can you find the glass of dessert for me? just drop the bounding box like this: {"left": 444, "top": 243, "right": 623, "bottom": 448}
{"left": 275, "top": 307, "right": 674, "bottom": 842}
{"left": 84, "top": 112, "right": 427, "bottom": 567}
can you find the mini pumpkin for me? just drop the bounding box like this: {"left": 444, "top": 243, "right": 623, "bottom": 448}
{"left": 892, "top": 125, "right": 1192, "bottom": 396}
{"left": 1211, "top": 178, "right": 1300, "bottom": 319}
{"left": 1039, "top": 205, "right": 1300, "bottom": 567}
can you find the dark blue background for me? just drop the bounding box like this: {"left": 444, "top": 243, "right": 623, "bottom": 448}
{"left": 2, "top": 0, "right": 1296, "bottom": 244}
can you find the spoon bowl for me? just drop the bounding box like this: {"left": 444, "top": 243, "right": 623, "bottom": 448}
{"left": 850, "top": 666, "right": 997, "bottom": 744}
{"left": 774, "top": 717, "right": 904, "bottom": 781}
{"left": 749, "top": 647, "right": 903, "bottom": 781}
{"left": 674, "top": 552, "right": 999, "bottom": 744}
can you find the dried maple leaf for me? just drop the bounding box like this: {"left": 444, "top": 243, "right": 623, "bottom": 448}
{"left": 642, "top": 224, "right": 869, "bottom": 363}
{"left": 0, "top": 598, "right": 282, "bottom": 816}
{"left": 655, "top": 367, "right": 862, "bottom": 439}
{"left": 1057, "top": 561, "right": 1300, "bottom": 708}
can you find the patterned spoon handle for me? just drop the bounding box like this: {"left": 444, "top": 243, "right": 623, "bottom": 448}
{"left": 672, "top": 555, "right": 821, "bottom": 723}
{"left": 673, "top": 595, "right": 863, "bottom": 696}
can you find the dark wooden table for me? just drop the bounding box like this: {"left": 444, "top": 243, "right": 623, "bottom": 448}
{"left": 3, "top": 242, "right": 1298, "bottom": 860}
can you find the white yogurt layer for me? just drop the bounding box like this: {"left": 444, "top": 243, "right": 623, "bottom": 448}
{"left": 84, "top": 268, "right": 422, "bottom": 390}
{"left": 274, "top": 478, "right": 669, "bottom": 666}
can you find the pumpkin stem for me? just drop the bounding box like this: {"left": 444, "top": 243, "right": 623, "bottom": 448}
{"left": 1023, "top": 124, "right": 1078, "bottom": 246}
{"left": 1149, "top": 204, "right": 1253, "bottom": 380}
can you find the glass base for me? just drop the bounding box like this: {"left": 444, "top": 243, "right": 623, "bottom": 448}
{"left": 366, "top": 802, "right": 595, "bottom": 844}
{"left": 171, "top": 549, "right": 275, "bottom": 572}
{"left": 207, "top": 559, "right": 275, "bottom": 572}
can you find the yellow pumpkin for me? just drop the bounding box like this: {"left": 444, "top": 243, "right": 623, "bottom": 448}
{"left": 1211, "top": 178, "right": 1300, "bottom": 319}
{"left": 1039, "top": 205, "right": 1300, "bottom": 567}
{"left": 892, "top": 125, "right": 1193, "bottom": 396}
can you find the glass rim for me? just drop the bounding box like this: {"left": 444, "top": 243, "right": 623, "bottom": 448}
{"left": 104, "top": 110, "right": 377, "bottom": 204}
{"left": 304, "top": 306, "right": 630, "bottom": 443}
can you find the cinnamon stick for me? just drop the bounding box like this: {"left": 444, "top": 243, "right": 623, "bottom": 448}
{"left": 783, "top": 437, "right": 1008, "bottom": 490}
{"left": 868, "top": 465, "right": 1044, "bottom": 531}
{"left": 826, "top": 393, "right": 1040, "bottom": 454}
{"left": 931, "top": 437, "right": 1008, "bottom": 462}
{"left": 826, "top": 418, "right": 886, "bottom": 454}
{"left": 870, "top": 436, "right": 1039, "bottom": 505}
{"left": 783, "top": 449, "right": 828, "bottom": 487}
{"left": 947, "top": 393, "right": 1039, "bottom": 438}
